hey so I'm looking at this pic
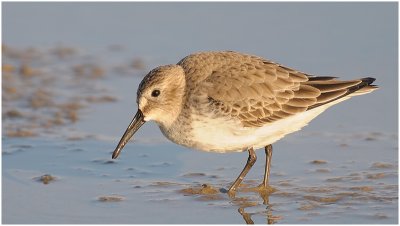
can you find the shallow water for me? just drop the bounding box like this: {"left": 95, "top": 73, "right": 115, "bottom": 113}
{"left": 3, "top": 133, "right": 398, "bottom": 223}
{"left": 2, "top": 2, "right": 398, "bottom": 224}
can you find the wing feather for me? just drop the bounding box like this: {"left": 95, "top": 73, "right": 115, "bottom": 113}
{"left": 286, "top": 97, "right": 317, "bottom": 107}
{"left": 178, "top": 51, "right": 377, "bottom": 128}
{"left": 307, "top": 80, "right": 362, "bottom": 92}
{"left": 315, "top": 90, "right": 348, "bottom": 104}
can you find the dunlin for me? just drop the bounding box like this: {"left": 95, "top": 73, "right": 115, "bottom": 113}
{"left": 112, "top": 51, "right": 377, "bottom": 196}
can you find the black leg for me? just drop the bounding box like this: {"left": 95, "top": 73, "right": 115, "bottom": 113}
{"left": 262, "top": 144, "right": 273, "bottom": 188}
{"left": 228, "top": 147, "right": 257, "bottom": 197}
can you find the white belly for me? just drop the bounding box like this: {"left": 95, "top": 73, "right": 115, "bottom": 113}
{"left": 189, "top": 104, "right": 332, "bottom": 153}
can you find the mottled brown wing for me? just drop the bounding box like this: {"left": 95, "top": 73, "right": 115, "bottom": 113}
{"left": 179, "top": 51, "right": 375, "bottom": 127}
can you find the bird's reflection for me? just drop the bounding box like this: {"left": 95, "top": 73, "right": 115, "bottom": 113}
{"left": 238, "top": 207, "right": 254, "bottom": 224}
{"left": 234, "top": 187, "right": 280, "bottom": 224}
{"left": 178, "top": 183, "right": 280, "bottom": 224}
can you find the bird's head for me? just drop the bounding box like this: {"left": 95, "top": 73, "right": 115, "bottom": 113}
{"left": 112, "top": 65, "right": 186, "bottom": 159}
{"left": 137, "top": 65, "right": 186, "bottom": 124}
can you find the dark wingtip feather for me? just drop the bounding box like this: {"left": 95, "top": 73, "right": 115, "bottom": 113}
{"left": 361, "top": 77, "right": 376, "bottom": 85}
{"left": 307, "top": 76, "right": 338, "bottom": 81}
{"left": 307, "top": 76, "right": 377, "bottom": 110}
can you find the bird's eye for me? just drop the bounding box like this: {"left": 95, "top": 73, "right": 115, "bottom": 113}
{"left": 151, "top": 89, "right": 160, "bottom": 97}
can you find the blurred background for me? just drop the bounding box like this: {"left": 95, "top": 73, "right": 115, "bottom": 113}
{"left": 3, "top": 2, "right": 397, "bottom": 137}
{"left": 3, "top": 2, "right": 398, "bottom": 224}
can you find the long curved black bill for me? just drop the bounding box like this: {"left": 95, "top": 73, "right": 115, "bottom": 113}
{"left": 112, "top": 110, "right": 145, "bottom": 159}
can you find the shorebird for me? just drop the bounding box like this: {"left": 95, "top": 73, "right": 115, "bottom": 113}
{"left": 112, "top": 51, "right": 377, "bottom": 196}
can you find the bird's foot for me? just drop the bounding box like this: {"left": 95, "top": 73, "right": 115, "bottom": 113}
{"left": 256, "top": 183, "right": 276, "bottom": 193}
{"left": 219, "top": 187, "right": 237, "bottom": 198}
{"left": 256, "top": 184, "right": 276, "bottom": 205}
{"left": 227, "top": 189, "right": 236, "bottom": 198}
{"left": 228, "top": 191, "right": 236, "bottom": 199}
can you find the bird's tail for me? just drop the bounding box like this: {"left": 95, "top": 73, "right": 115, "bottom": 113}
{"left": 348, "top": 77, "right": 378, "bottom": 96}
{"left": 306, "top": 77, "right": 378, "bottom": 109}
